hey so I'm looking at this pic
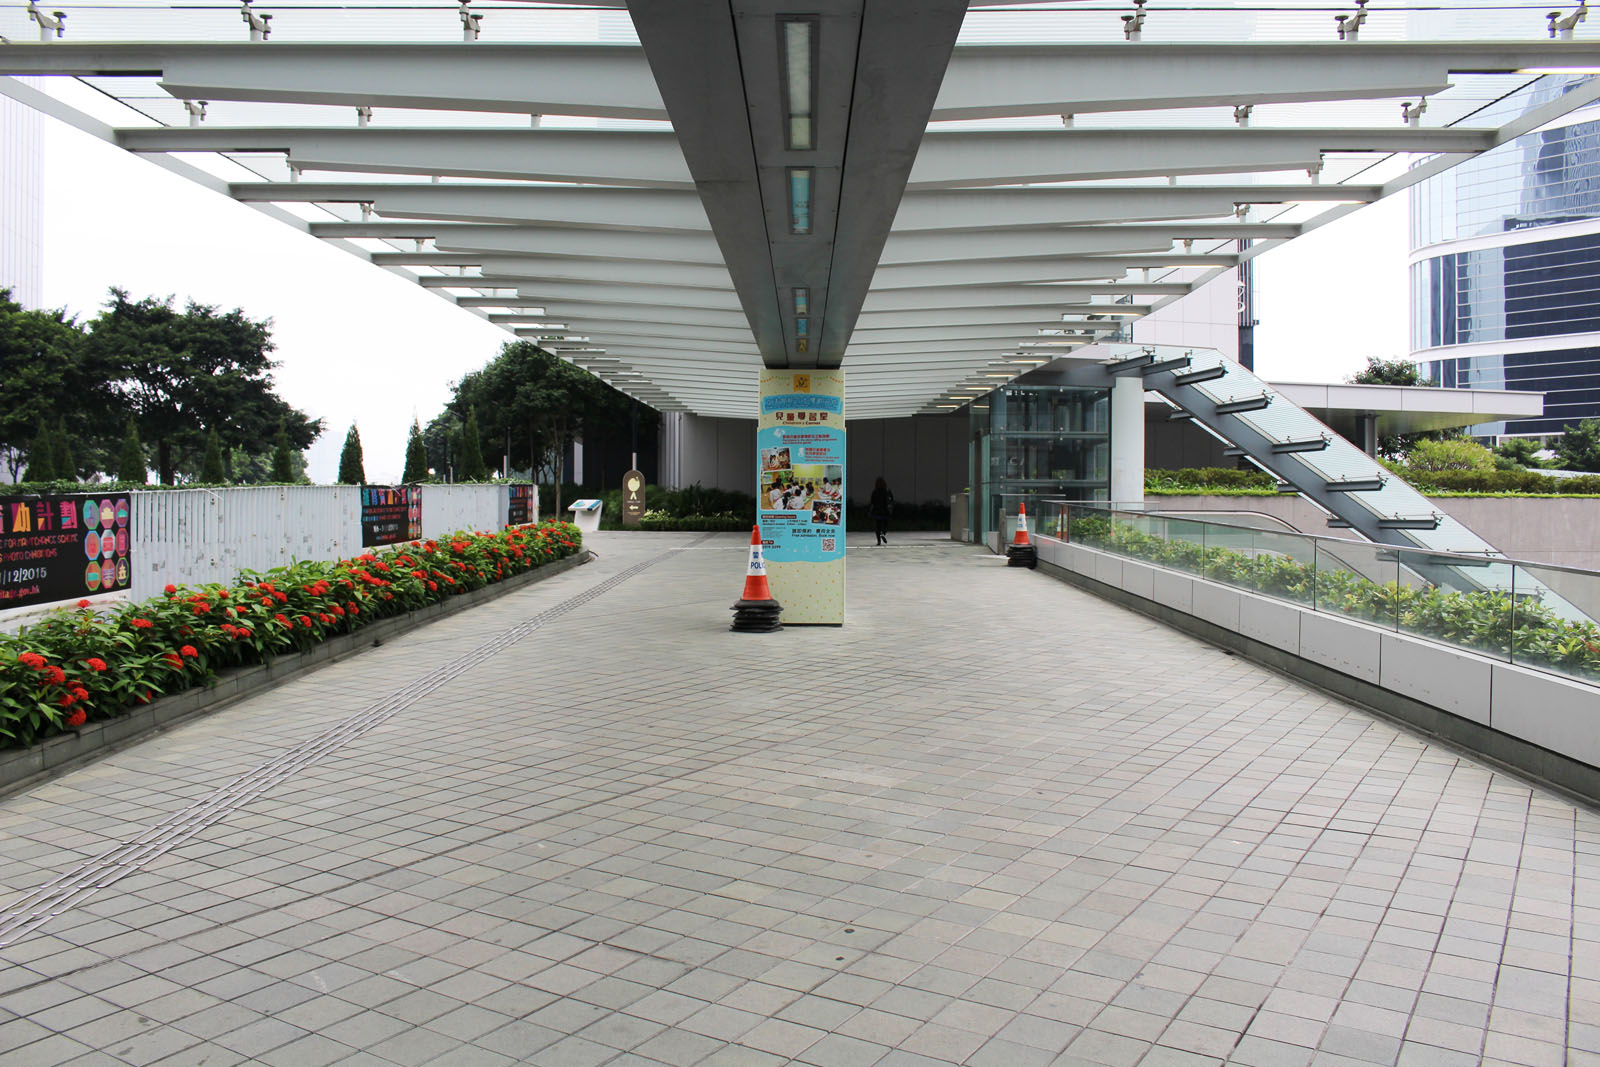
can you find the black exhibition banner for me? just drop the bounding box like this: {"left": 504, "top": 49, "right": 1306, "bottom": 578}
{"left": 507, "top": 484, "right": 535, "bottom": 526}
{"left": 0, "top": 494, "right": 133, "bottom": 610}
{"left": 360, "top": 486, "right": 422, "bottom": 547}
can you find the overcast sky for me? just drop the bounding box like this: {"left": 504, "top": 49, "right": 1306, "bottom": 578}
{"left": 39, "top": 113, "right": 1413, "bottom": 483}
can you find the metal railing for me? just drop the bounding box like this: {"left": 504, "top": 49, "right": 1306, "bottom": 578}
{"left": 1033, "top": 501, "right": 1600, "bottom": 689}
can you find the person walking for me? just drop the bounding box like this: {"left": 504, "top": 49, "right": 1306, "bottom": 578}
{"left": 869, "top": 476, "right": 894, "bottom": 545}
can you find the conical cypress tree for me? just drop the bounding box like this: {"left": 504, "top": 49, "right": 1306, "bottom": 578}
{"left": 337, "top": 423, "right": 366, "bottom": 485}
{"left": 402, "top": 419, "right": 429, "bottom": 483}
{"left": 200, "top": 427, "right": 227, "bottom": 483}
{"left": 458, "top": 408, "right": 488, "bottom": 481}
{"left": 270, "top": 422, "right": 295, "bottom": 483}
{"left": 52, "top": 417, "right": 76, "bottom": 482}
{"left": 23, "top": 418, "right": 55, "bottom": 483}
{"left": 117, "top": 418, "right": 147, "bottom": 484}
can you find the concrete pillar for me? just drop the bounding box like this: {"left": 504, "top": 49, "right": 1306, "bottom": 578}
{"left": 1356, "top": 412, "right": 1378, "bottom": 458}
{"left": 1111, "top": 376, "right": 1146, "bottom": 505}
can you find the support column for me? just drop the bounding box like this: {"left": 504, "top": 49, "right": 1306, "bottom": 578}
{"left": 1356, "top": 412, "right": 1379, "bottom": 457}
{"left": 758, "top": 370, "right": 846, "bottom": 624}
{"left": 1110, "top": 376, "right": 1146, "bottom": 505}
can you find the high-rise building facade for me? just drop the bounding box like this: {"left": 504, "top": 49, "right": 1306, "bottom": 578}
{"left": 1412, "top": 75, "right": 1600, "bottom": 439}
{"left": 0, "top": 87, "right": 43, "bottom": 309}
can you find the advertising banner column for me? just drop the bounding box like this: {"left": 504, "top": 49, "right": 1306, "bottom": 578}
{"left": 757, "top": 370, "right": 845, "bottom": 624}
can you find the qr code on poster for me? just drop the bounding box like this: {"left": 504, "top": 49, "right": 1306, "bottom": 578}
{"left": 821, "top": 538, "right": 836, "bottom": 552}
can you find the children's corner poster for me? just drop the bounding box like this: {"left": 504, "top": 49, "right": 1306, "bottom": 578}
{"left": 757, "top": 370, "right": 844, "bottom": 624}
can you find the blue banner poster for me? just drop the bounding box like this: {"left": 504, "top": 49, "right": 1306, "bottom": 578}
{"left": 757, "top": 370, "right": 845, "bottom": 623}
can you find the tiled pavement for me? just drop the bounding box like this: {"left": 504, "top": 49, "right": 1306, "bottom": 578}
{"left": 0, "top": 529, "right": 1595, "bottom": 1067}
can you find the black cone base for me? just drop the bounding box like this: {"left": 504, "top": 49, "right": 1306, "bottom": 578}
{"left": 1006, "top": 544, "right": 1037, "bottom": 569}
{"left": 731, "top": 598, "right": 783, "bottom": 633}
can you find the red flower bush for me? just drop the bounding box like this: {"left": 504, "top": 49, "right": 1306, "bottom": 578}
{"left": 0, "top": 520, "right": 581, "bottom": 748}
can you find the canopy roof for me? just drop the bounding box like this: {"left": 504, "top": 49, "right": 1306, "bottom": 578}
{"left": 5, "top": 1, "right": 1599, "bottom": 419}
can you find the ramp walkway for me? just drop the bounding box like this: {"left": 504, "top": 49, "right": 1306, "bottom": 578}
{"left": 0, "top": 531, "right": 1593, "bottom": 1067}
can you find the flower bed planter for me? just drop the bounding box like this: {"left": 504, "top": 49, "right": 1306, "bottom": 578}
{"left": 1, "top": 523, "right": 588, "bottom": 796}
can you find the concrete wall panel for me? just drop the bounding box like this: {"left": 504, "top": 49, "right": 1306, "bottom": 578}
{"left": 1239, "top": 594, "right": 1302, "bottom": 655}
{"left": 1120, "top": 559, "right": 1156, "bottom": 602}
{"left": 1298, "top": 612, "right": 1381, "bottom": 684}
{"left": 1151, "top": 569, "right": 1193, "bottom": 615}
{"left": 1192, "top": 582, "right": 1241, "bottom": 632}
{"left": 1491, "top": 666, "right": 1600, "bottom": 768}
{"left": 1380, "top": 633, "right": 1492, "bottom": 726}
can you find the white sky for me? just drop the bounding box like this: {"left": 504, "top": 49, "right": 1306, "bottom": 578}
{"left": 40, "top": 112, "right": 1413, "bottom": 482}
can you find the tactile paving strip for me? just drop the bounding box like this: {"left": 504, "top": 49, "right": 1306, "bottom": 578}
{"left": 0, "top": 539, "right": 705, "bottom": 948}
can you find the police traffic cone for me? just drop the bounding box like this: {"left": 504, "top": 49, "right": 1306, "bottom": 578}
{"left": 731, "top": 526, "right": 783, "bottom": 633}
{"left": 1006, "top": 503, "right": 1038, "bottom": 569}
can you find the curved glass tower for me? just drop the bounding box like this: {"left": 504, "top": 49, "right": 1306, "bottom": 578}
{"left": 1412, "top": 75, "right": 1600, "bottom": 439}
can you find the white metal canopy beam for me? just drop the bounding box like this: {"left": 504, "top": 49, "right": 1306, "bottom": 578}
{"left": 872, "top": 257, "right": 1234, "bottom": 291}
{"left": 893, "top": 185, "right": 1379, "bottom": 232}
{"left": 907, "top": 127, "right": 1494, "bottom": 187}
{"left": 929, "top": 42, "right": 1600, "bottom": 119}
{"left": 230, "top": 183, "right": 712, "bottom": 232}
{"left": 120, "top": 127, "right": 693, "bottom": 188}
{"left": 10, "top": 33, "right": 1600, "bottom": 421}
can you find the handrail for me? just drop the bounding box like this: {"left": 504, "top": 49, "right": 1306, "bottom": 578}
{"left": 1028, "top": 499, "right": 1600, "bottom": 689}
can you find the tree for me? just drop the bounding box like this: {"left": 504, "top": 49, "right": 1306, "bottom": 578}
{"left": 270, "top": 421, "right": 296, "bottom": 483}
{"left": 1494, "top": 437, "right": 1549, "bottom": 469}
{"left": 1554, "top": 419, "right": 1600, "bottom": 472}
{"left": 200, "top": 427, "right": 228, "bottom": 483}
{"left": 117, "top": 418, "right": 147, "bottom": 484}
{"left": 51, "top": 416, "right": 77, "bottom": 482}
{"left": 82, "top": 289, "right": 322, "bottom": 484}
{"left": 457, "top": 407, "right": 489, "bottom": 481}
{"left": 0, "top": 290, "right": 88, "bottom": 480}
{"left": 1402, "top": 436, "right": 1496, "bottom": 472}
{"left": 21, "top": 418, "right": 55, "bottom": 482}
{"left": 1349, "top": 356, "right": 1433, "bottom": 386}
{"left": 337, "top": 423, "right": 366, "bottom": 484}
{"left": 402, "top": 419, "right": 429, "bottom": 483}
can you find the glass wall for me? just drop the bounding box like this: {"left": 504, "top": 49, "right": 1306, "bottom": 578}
{"left": 1410, "top": 79, "right": 1600, "bottom": 249}
{"left": 1411, "top": 233, "right": 1600, "bottom": 349}
{"left": 1419, "top": 346, "right": 1600, "bottom": 435}
{"left": 970, "top": 384, "right": 1109, "bottom": 543}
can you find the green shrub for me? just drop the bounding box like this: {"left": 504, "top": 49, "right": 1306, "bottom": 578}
{"left": 1403, "top": 436, "right": 1497, "bottom": 472}
{"left": 1145, "top": 468, "right": 1276, "bottom": 494}
{"left": 1069, "top": 514, "right": 1600, "bottom": 682}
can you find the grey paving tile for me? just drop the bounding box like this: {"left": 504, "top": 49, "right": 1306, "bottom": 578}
{"left": 0, "top": 533, "right": 1589, "bottom": 1067}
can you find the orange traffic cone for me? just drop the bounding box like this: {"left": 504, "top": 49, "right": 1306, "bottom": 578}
{"left": 731, "top": 526, "right": 783, "bottom": 632}
{"left": 1006, "top": 503, "right": 1038, "bottom": 569}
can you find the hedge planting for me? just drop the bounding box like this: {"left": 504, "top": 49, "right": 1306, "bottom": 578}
{"left": 1147, "top": 466, "right": 1600, "bottom": 496}
{"left": 0, "top": 520, "right": 583, "bottom": 748}
{"left": 1071, "top": 514, "right": 1600, "bottom": 681}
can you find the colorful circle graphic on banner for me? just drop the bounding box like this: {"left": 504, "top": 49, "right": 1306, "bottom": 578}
{"left": 116, "top": 499, "right": 129, "bottom": 527}
{"left": 116, "top": 529, "right": 128, "bottom": 555}
{"left": 115, "top": 559, "right": 129, "bottom": 587}
{"left": 84, "top": 530, "right": 101, "bottom": 559}
{"left": 82, "top": 500, "right": 98, "bottom": 529}
{"left": 100, "top": 500, "right": 115, "bottom": 528}
{"left": 84, "top": 562, "right": 101, "bottom": 590}
{"left": 102, "top": 535, "right": 116, "bottom": 560}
